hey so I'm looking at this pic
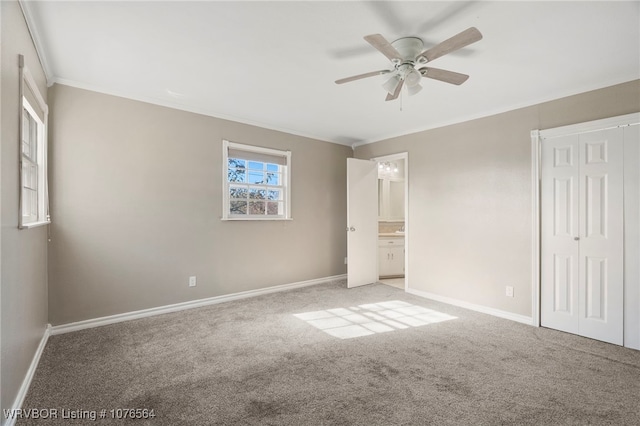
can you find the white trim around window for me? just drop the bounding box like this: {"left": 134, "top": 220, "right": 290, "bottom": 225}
{"left": 221, "top": 140, "right": 292, "bottom": 221}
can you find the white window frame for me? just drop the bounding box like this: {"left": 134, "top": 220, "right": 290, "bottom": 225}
{"left": 18, "top": 55, "right": 50, "bottom": 229}
{"left": 222, "top": 140, "right": 291, "bottom": 221}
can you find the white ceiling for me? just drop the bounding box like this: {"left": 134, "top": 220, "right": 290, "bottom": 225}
{"left": 21, "top": 1, "right": 640, "bottom": 146}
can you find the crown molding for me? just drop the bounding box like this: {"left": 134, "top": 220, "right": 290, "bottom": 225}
{"left": 51, "top": 77, "right": 351, "bottom": 146}
{"left": 19, "top": 0, "right": 55, "bottom": 86}
{"left": 351, "top": 76, "right": 640, "bottom": 149}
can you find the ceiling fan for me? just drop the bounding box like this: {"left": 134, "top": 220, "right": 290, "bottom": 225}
{"left": 335, "top": 27, "right": 482, "bottom": 101}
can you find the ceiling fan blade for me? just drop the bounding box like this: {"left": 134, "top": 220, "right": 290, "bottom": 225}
{"left": 421, "top": 67, "right": 469, "bottom": 85}
{"left": 385, "top": 79, "right": 404, "bottom": 101}
{"left": 418, "top": 27, "right": 482, "bottom": 62}
{"left": 364, "top": 34, "right": 403, "bottom": 62}
{"left": 335, "top": 70, "right": 390, "bottom": 85}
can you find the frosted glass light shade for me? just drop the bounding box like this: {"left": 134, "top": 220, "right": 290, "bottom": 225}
{"left": 405, "top": 69, "right": 422, "bottom": 87}
{"left": 407, "top": 84, "right": 423, "bottom": 96}
{"left": 382, "top": 76, "right": 400, "bottom": 94}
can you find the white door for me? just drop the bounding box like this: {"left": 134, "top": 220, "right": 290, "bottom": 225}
{"left": 541, "top": 128, "right": 624, "bottom": 345}
{"left": 347, "top": 158, "right": 378, "bottom": 288}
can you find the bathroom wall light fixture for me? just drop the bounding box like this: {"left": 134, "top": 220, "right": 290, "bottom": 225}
{"left": 378, "top": 161, "right": 398, "bottom": 173}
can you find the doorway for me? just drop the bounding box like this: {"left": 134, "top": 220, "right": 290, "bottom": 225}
{"left": 373, "top": 153, "right": 408, "bottom": 291}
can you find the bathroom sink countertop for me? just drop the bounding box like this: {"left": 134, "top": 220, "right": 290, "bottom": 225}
{"left": 379, "top": 232, "right": 405, "bottom": 237}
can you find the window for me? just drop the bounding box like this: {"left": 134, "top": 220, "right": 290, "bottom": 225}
{"left": 222, "top": 140, "right": 291, "bottom": 220}
{"left": 19, "top": 55, "right": 50, "bottom": 228}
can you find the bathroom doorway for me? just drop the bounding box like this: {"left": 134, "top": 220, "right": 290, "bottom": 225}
{"left": 373, "top": 153, "right": 408, "bottom": 291}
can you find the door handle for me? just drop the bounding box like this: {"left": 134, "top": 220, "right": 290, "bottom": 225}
{"left": 574, "top": 237, "right": 580, "bottom": 241}
{"left": 350, "top": 227, "right": 356, "bottom": 232}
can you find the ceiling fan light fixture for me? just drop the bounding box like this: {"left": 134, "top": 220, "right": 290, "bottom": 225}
{"left": 382, "top": 75, "right": 400, "bottom": 94}
{"left": 336, "top": 27, "right": 483, "bottom": 102}
{"left": 405, "top": 68, "right": 422, "bottom": 87}
{"left": 407, "top": 83, "right": 423, "bottom": 96}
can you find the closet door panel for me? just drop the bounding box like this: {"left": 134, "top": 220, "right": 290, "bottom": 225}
{"left": 578, "top": 128, "right": 624, "bottom": 345}
{"left": 541, "top": 135, "right": 580, "bottom": 334}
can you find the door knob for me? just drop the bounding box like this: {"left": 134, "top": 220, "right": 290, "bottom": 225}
{"left": 574, "top": 237, "right": 580, "bottom": 241}
{"left": 350, "top": 227, "right": 356, "bottom": 232}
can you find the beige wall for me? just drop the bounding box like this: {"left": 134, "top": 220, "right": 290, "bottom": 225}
{"left": 47, "top": 84, "right": 351, "bottom": 325}
{"left": 1, "top": 1, "right": 49, "bottom": 420}
{"left": 355, "top": 80, "right": 640, "bottom": 318}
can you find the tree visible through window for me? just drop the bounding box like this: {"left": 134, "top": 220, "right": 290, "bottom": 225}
{"left": 223, "top": 140, "right": 291, "bottom": 220}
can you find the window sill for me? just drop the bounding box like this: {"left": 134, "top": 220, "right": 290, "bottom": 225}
{"left": 19, "top": 220, "right": 50, "bottom": 229}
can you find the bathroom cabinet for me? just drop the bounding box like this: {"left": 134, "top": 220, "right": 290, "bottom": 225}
{"left": 378, "top": 237, "right": 404, "bottom": 277}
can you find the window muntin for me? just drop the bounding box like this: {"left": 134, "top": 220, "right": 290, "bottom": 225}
{"left": 222, "top": 140, "right": 291, "bottom": 220}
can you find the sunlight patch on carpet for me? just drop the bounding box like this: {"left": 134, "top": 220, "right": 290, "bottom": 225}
{"left": 293, "top": 300, "right": 457, "bottom": 339}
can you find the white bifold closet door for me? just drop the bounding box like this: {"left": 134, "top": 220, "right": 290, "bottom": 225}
{"left": 541, "top": 127, "right": 624, "bottom": 345}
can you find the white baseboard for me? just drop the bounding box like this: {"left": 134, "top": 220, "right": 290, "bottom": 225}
{"left": 407, "top": 287, "right": 534, "bottom": 325}
{"left": 5, "top": 325, "right": 51, "bottom": 426}
{"left": 51, "top": 274, "right": 346, "bottom": 335}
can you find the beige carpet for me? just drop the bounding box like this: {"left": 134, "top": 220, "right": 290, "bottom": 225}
{"left": 18, "top": 280, "right": 640, "bottom": 425}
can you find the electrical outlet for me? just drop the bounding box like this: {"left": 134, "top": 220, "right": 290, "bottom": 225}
{"left": 506, "top": 286, "right": 514, "bottom": 297}
{"left": 344, "top": 257, "right": 348, "bottom": 265}
{"left": 189, "top": 276, "right": 197, "bottom": 287}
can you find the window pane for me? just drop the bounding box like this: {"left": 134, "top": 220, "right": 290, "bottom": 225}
{"left": 22, "top": 187, "right": 31, "bottom": 217}
{"left": 229, "top": 187, "right": 247, "bottom": 199}
{"left": 21, "top": 188, "right": 38, "bottom": 219}
{"left": 249, "top": 188, "right": 266, "bottom": 199}
{"left": 22, "top": 161, "right": 37, "bottom": 190}
{"left": 228, "top": 159, "right": 246, "bottom": 183}
{"left": 266, "top": 163, "right": 279, "bottom": 172}
{"left": 230, "top": 200, "right": 247, "bottom": 214}
{"left": 228, "top": 158, "right": 246, "bottom": 168}
{"left": 30, "top": 119, "right": 38, "bottom": 158}
{"left": 267, "top": 190, "right": 280, "bottom": 200}
{"left": 266, "top": 202, "right": 282, "bottom": 216}
{"left": 30, "top": 190, "right": 38, "bottom": 216}
{"left": 228, "top": 168, "right": 246, "bottom": 183}
{"left": 266, "top": 172, "right": 279, "bottom": 185}
{"left": 22, "top": 110, "right": 30, "bottom": 153}
{"left": 248, "top": 161, "right": 263, "bottom": 171}
{"left": 248, "top": 201, "right": 265, "bottom": 215}
{"left": 30, "top": 163, "right": 38, "bottom": 189}
{"left": 22, "top": 163, "right": 29, "bottom": 188}
{"left": 248, "top": 170, "right": 265, "bottom": 184}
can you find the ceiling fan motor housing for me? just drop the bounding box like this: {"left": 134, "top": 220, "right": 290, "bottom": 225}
{"left": 391, "top": 37, "right": 424, "bottom": 62}
{"left": 389, "top": 37, "right": 425, "bottom": 87}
